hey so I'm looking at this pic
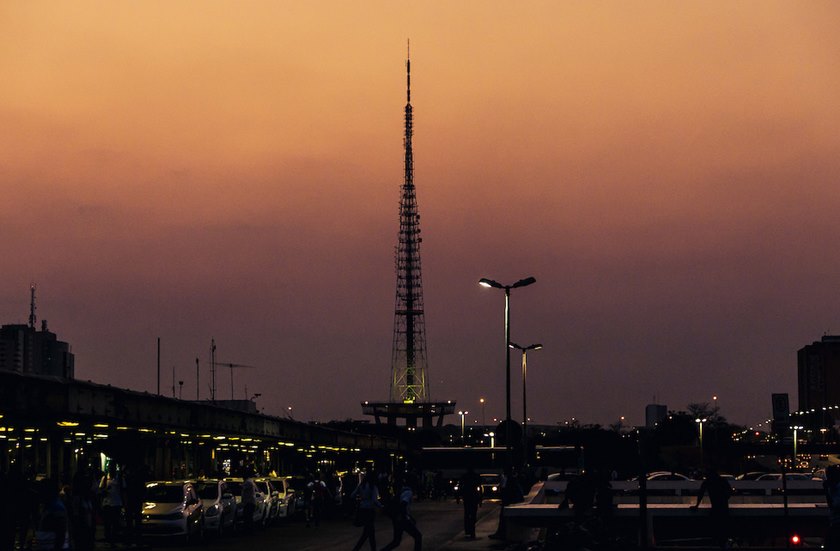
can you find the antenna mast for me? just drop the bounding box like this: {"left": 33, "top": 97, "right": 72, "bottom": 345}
{"left": 389, "top": 43, "right": 430, "bottom": 403}
{"left": 28, "top": 284, "right": 36, "bottom": 329}
{"left": 210, "top": 339, "right": 217, "bottom": 401}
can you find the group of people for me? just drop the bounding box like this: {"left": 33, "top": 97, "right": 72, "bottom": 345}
{"left": 0, "top": 459, "right": 148, "bottom": 551}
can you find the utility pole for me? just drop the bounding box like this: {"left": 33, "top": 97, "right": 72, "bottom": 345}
{"left": 28, "top": 284, "right": 37, "bottom": 329}
{"left": 209, "top": 339, "right": 217, "bottom": 401}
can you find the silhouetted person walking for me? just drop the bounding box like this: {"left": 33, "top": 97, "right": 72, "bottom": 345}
{"left": 0, "top": 470, "right": 15, "bottom": 551}
{"left": 350, "top": 471, "right": 381, "bottom": 551}
{"left": 99, "top": 464, "right": 124, "bottom": 547}
{"left": 459, "top": 468, "right": 482, "bottom": 539}
{"left": 69, "top": 464, "right": 96, "bottom": 551}
{"left": 380, "top": 477, "right": 421, "bottom": 551}
{"left": 691, "top": 468, "right": 732, "bottom": 548}
{"left": 241, "top": 473, "right": 257, "bottom": 534}
{"left": 559, "top": 471, "right": 597, "bottom": 524}
{"left": 824, "top": 465, "right": 840, "bottom": 550}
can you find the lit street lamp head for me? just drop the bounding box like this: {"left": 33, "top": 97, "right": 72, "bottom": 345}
{"left": 510, "top": 342, "right": 543, "bottom": 351}
{"left": 479, "top": 278, "right": 503, "bottom": 289}
{"left": 479, "top": 277, "right": 536, "bottom": 290}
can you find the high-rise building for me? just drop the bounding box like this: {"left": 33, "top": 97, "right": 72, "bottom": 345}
{"left": 645, "top": 404, "right": 667, "bottom": 428}
{"left": 797, "top": 335, "right": 840, "bottom": 427}
{"left": 0, "top": 321, "right": 74, "bottom": 379}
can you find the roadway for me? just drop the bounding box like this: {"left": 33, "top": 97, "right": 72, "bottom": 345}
{"left": 97, "top": 499, "right": 511, "bottom": 551}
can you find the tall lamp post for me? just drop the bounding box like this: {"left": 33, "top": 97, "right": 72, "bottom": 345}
{"left": 510, "top": 342, "right": 542, "bottom": 467}
{"left": 695, "top": 418, "right": 707, "bottom": 448}
{"left": 479, "top": 276, "right": 536, "bottom": 465}
{"left": 459, "top": 410, "right": 469, "bottom": 440}
{"left": 480, "top": 397, "right": 486, "bottom": 427}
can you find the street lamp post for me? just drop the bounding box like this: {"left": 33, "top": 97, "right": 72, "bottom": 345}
{"left": 793, "top": 425, "right": 804, "bottom": 464}
{"left": 479, "top": 276, "right": 536, "bottom": 465}
{"left": 510, "top": 342, "right": 542, "bottom": 467}
{"left": 480, "top": 397, "right": 486, "bottom": 427}
{"left": 695, "top": 417, "right": 707, "bottom": 469}
{"left": 459, "top": 410, "right": 469, "bottom": 440}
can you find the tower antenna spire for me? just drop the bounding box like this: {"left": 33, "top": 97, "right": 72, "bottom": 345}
{"left": 406, "top": 39, "right": 411, "bottom": 104}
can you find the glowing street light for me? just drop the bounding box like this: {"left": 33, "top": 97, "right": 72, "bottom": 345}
{"left": 479, "top": 276, "right": 536, "bottom": 464}
{"left": 695, "top": 418, "right": 707, "bottom": 448}
{"left": 510, "top": 342, "right": 542, "bottom": 467}
{"left": 480, "top": 397, "right": 486, "bottom": 426}
{"left": 793, "top": 425, "right": 804, "bottom": 463}
{"left": 458, "top": 410, "right": 469, "bottom": 440}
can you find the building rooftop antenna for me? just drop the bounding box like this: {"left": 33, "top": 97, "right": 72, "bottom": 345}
{"left": 28, "top": 283, "right": 37, "bottom": 330}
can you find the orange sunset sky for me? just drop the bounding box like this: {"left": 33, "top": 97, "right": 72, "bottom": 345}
{"left": 2, "top": 2, "right": 840, "bottom": 426}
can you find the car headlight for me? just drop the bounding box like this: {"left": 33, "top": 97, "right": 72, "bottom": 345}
{"left": 205, "top": 505, "right": 219, "bottom": 517}
{"left": 492, "top": 486, "right": 498, "bottom": 492}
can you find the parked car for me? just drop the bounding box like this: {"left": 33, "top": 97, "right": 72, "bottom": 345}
{"left": 736, "top": 471, "right": 767, "bottom": 480}
{"left": 193, "top": 479, "right": 237, "bottom": 536}
{"left": 255, "top": 478, "right": 280, "bottom": 523}
{"left": 141, "top": 480, "right": 204, "bottom": 542}
{"left": 756, "top": 472, "right": 812, "bottom": 481}
{"left": 646, "top": 471, "right": 692, "bottom": 481}
{"left": 224, "top": 477, "right": 270, "bottom": 527}
{"left": 268, "top": 477, "right": 297, "bottom": 518}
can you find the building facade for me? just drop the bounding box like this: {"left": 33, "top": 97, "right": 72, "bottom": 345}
{"left": 0, "top": 322, "right": 74, "bottom": 378}
{"left": 797, "top": 335, "right": 840, "bottom": 426}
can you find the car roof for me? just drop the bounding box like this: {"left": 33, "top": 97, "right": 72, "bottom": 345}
{"left": 147, "top": 480, "right": 189, "bottom": 486}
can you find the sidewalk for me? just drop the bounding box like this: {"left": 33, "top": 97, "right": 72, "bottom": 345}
{"left": 441, "top": 505, "right": 540, "bottom": 551}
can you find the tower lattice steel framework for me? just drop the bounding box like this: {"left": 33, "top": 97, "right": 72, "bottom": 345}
{"left": 389, "top": 51, "right": 429, "bottom": 404}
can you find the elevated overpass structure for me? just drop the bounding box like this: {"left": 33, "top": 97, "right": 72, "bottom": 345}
{"left": 0, "top": 371, "right": 405, "bottom": 479}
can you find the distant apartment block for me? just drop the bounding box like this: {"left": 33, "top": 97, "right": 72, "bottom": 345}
{"left": 797, "top": 335, "right": 840, "bottom": 418}
{"left": 646, "top": 403, "right": 667, "bottom": 428}
{"left": 0, "top": 321, "right": 74, "bottom": 378}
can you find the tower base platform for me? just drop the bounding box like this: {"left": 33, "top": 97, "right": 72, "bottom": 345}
{"left": 362, "top": 401, "right": 456, "bottom": 428}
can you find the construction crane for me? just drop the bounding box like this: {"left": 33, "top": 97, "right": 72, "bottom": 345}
{"left": 215, "top": 361, "right": 257, "bottom": 400}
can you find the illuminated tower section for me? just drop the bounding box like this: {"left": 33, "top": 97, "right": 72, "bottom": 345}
{"left": 390, "top": 51, "right": 429, "bottom": 404}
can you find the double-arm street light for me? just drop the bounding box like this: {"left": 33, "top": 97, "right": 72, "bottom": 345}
{"left": 479, "top": 276, "right": 536, "bottom": 465}
{"left": 510, "top": 342, "right": 542, "bottom": 467}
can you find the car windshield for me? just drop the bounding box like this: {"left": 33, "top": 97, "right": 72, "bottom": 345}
{"left": 145, "top": 485, "right": 184, "bottom": 503}
{"left": 257, "top": 481, "right": 272, "bottom": 493}
{"left": 226, "top": 482, "right": 243, "bottom": 496}
{"left": 481, "top": 476, "right": 500, "bottom": 484}
{"left": 194, "top": 482, "right": 219, "bottom": 500}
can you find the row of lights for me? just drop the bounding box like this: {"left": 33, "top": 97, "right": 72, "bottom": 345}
{"left": 2, "top": 419, "right": 369, "bottom": 456}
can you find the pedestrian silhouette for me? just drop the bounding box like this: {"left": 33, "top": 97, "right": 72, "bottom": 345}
{"left": 824, "top": 465, "right": 840, "bottom": 550}
{"left": 350, "top": 471, "right": 381, "bottom": 551}
{"left": 459, "top": 467, "right": 482, "bottom": 539}
{"left": 380, "top": 475, "right": 422, "bottom": 551}
{"left": 690, "top": 468, "right": 732, "bottom": 548}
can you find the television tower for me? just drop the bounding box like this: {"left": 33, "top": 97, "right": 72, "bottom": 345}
{"left": 390, "top": 47, "right": 429, "bottom": 404}
{"left": 362, "top": 47, "right": 454, "bottom": 428}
